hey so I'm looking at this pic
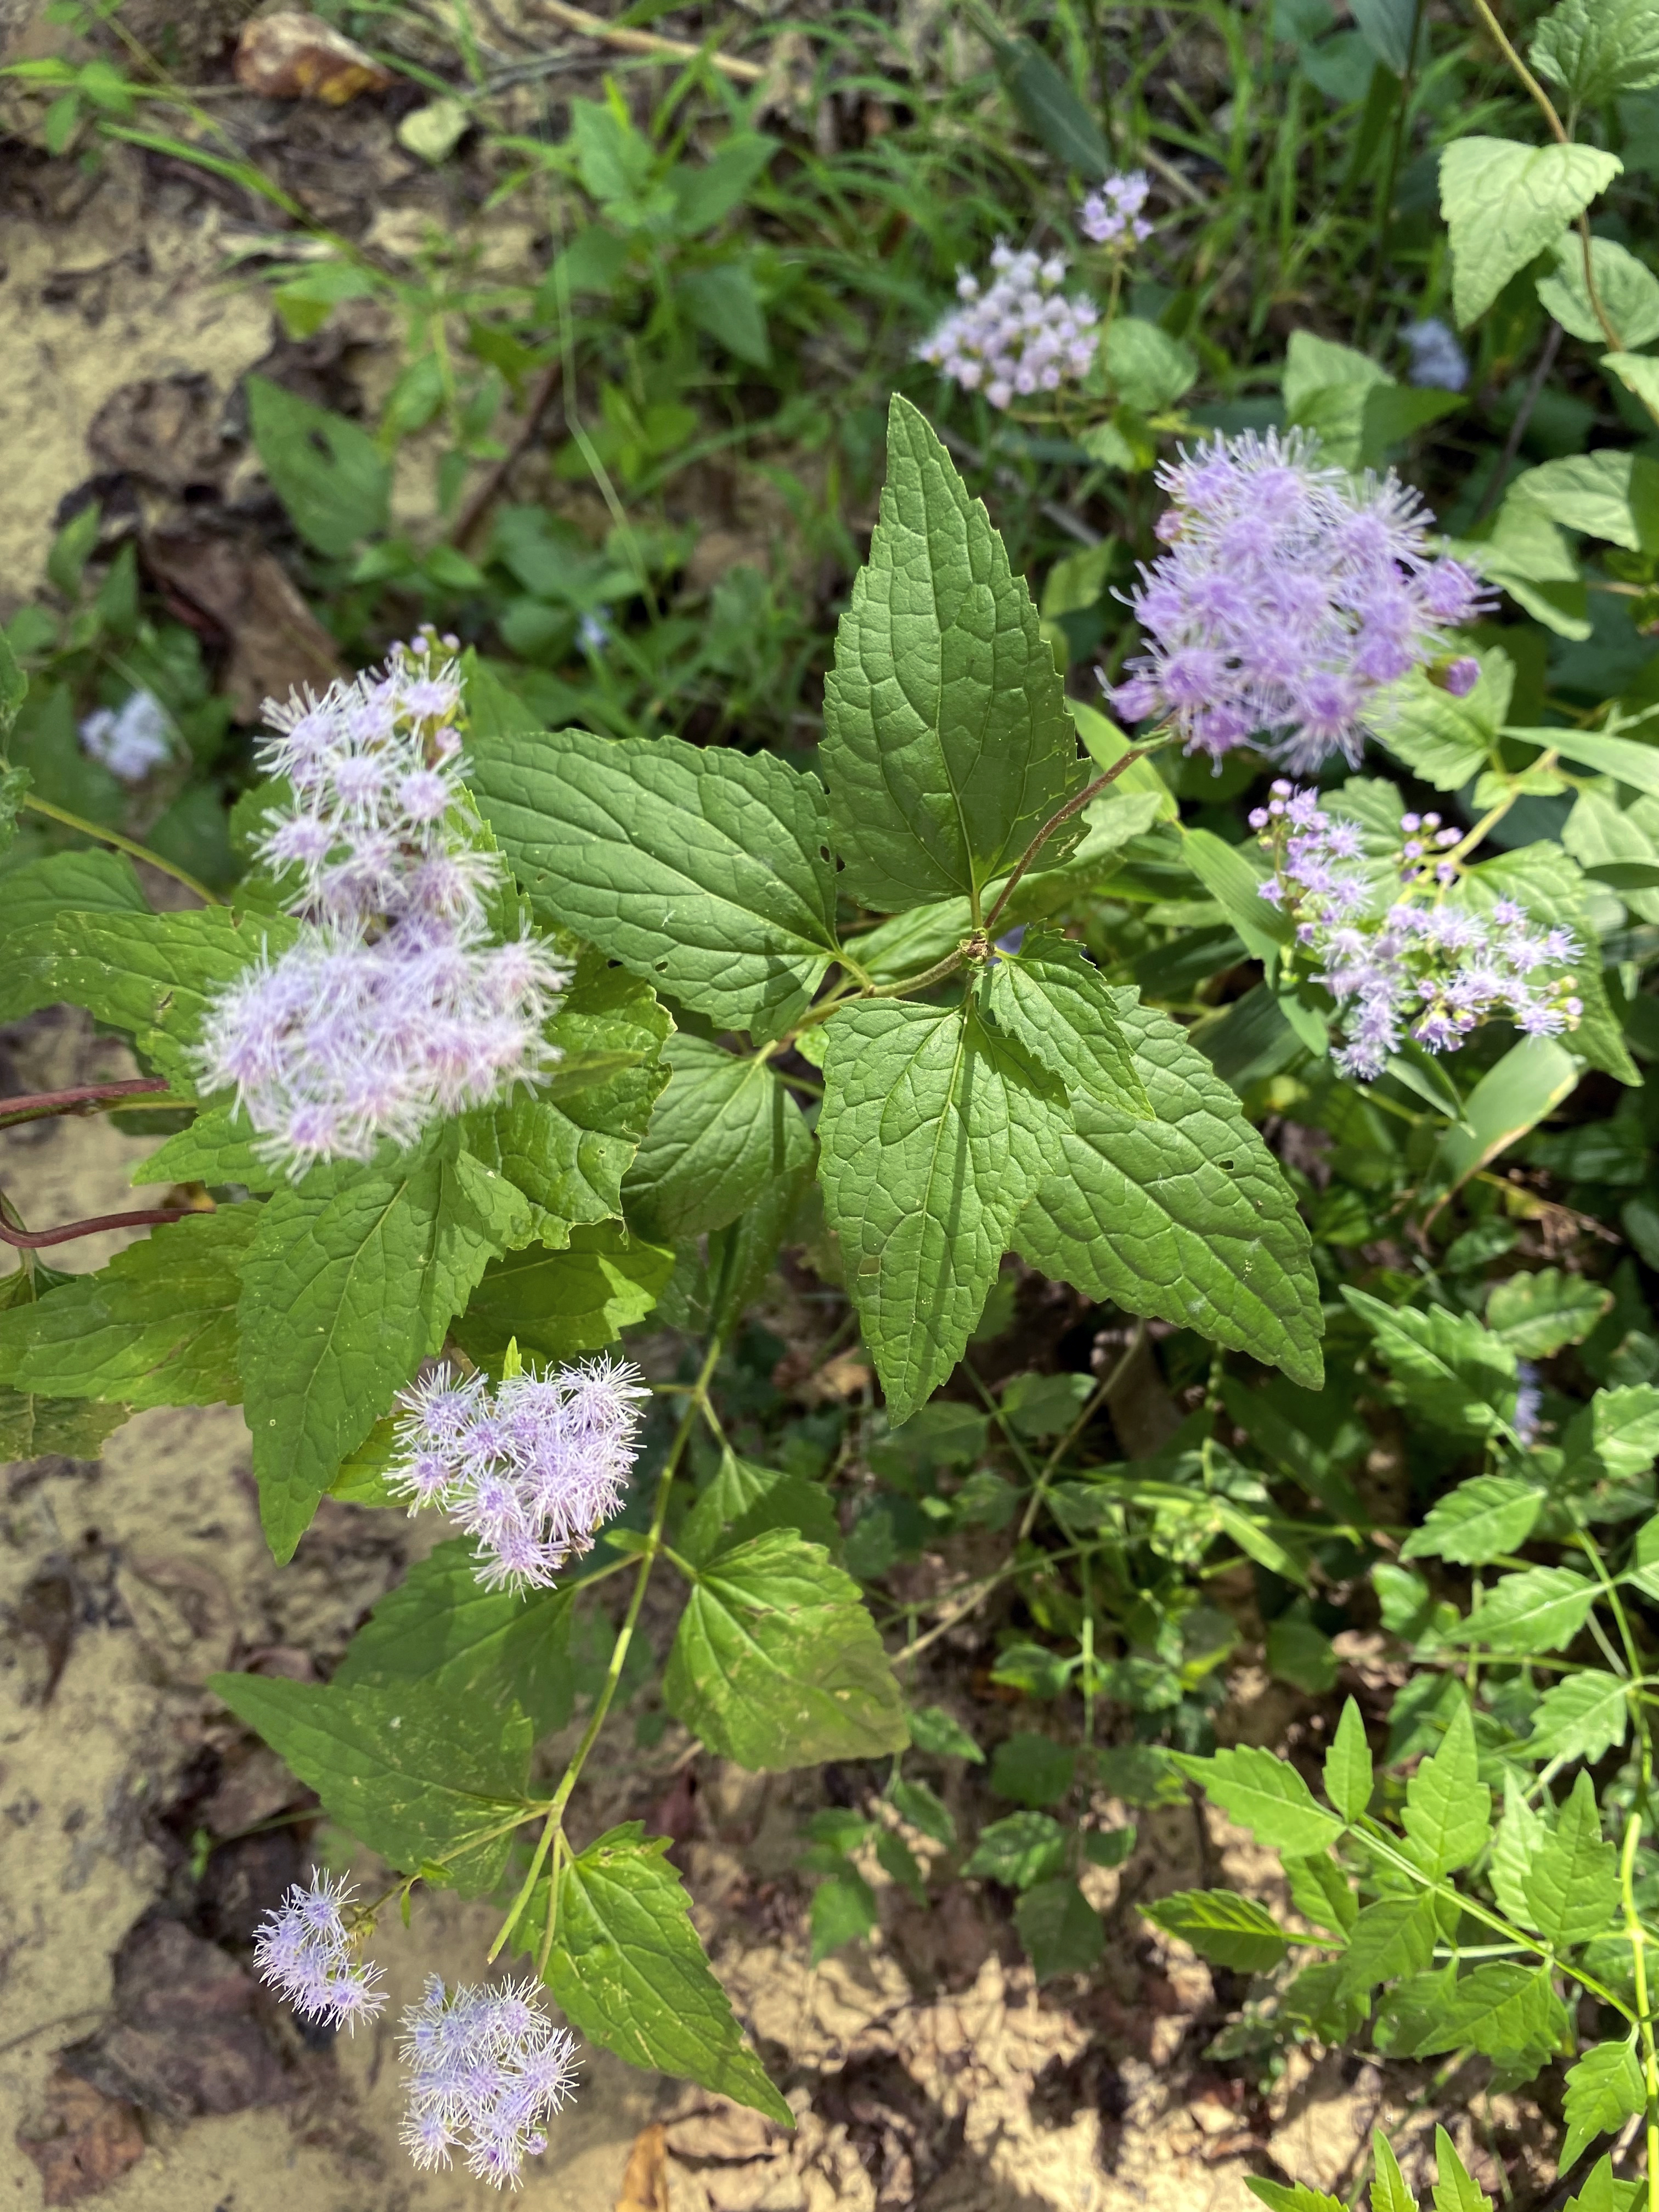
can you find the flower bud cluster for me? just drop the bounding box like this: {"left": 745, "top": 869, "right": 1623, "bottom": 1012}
{"left": 399, "top": 1976, "right": 580, "bottom": 2188}
{"left": 1108, "top": 428, "right": 1488, "bottom": 771}
{"left": 252, "top": 1873, "right": 387, "bottom": 2033}
{"left": 1253, "top": 781, "right": 1583, "bottom": 1081}
{"left": 917, "top": 242, "right": 1101, "bottom": 410}
{"left": 1079, "top": 170, "right": 1153, "bottom": 247}
{"left": 194, "top": 633, "right": 566, "bottom": 1177}
{"left": 391, "top": 1354, "right": 650, "bottom": 1592}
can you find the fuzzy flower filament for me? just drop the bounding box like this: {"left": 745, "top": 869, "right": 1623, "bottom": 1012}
{"left": 1108, "top": 429, "right": 1489, "bottom": 772}
{"left": 193, "top": 631, "right": 567, "bottom": 1176}
{"left": 918, "top": 242, "right": 1100, "bottom": 411}
{"left": 253, "top": 1872, "right": 387, "bottom": 2033}
{"left": 399, "top": 1976, "right": 580, "bottom": 2187}
{"left": 1253, "top": 781, "right": 1583, "bottom": 1081}
{"left": 391, "top": 1354, "right": 650, "bottom": 1592}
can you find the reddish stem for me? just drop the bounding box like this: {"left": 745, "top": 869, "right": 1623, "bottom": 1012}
{"left": 0, "top": 1205, "right": 196, "bottom": 1251}
{"left": 0, "top": 1077, "right": 172, "bottom": 1128}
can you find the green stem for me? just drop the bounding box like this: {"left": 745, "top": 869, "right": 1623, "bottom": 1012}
{"left": 21, "top": 794, "right": 221, "bottom": 906}
{"left": 489, "top": 1807, "right": 559, "bottom": 1963}
{"left": 982, "top": 744, "right": 1167, "bottom": 938}
{"left": 1622, "top": 1813, "right": 1659, "bottom": 2212}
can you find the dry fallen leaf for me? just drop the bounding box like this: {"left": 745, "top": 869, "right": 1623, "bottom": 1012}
{"left": 616, "top": 2121, "right": 670, "bottom": 2212}
{"left": 234, "top": 12, "right": 395, "bottom": 104}
{"left": 143, "top": 526, "right": 346, "bottom": 723}
{"left": 15, "top": 2069, "right": 145, "bottom": 2206}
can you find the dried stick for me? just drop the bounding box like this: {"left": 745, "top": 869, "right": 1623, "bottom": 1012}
{"left": 523, "top": 0, "right": 764, "bottom": 81}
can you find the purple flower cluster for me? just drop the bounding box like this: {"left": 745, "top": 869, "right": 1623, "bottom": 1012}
{"left": 1254, "top": 782, "right": 1584, "bottom": 1081}
{"left": 1401, "top": 317, "right": 1469, "bottom": 393}
{"left": 1108, "top": 430, "right": 1488, "bottom": 772}
{"left": 253, "top": 1872, "right": 387, "bottom": 2034}
{"left": 399, "top": 1976, "right": 580, "bottom": 2188}
{"left": 194, "top": 634, "right": 566, "bottom": 1176}
{"left": 917, "top": 243, "right": 1100, "bottom": 410}
{"left": 391, "top": 1355, "right": 650, "bottom": 1592}
{"left": 1079, "top": 170, "right": 1153, "bottom": 248}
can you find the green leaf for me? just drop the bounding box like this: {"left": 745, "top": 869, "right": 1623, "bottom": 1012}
{"left": 1604, "top": 350, "right": 1659, "bottom": 421}
{"left": 0, "top": 1388, "right": 128, "bottom": 1463}
{"left": 1451, "top": 1564, "right": 1598, "bottom": 1653}
{"left": 1547, "top": 725, "right": 1659, "bottom": 798}
{"left": 1402, "top": 1705, "right": 1491, "bottom": 1875}
{"left": 1284, "top": 329, "right": 1395, "bottom": 467}
{"left": 1567, "top": 1383, "right": 1659, "bottom": 1482}
{"left": 1338, "top": 1894, "right": 1438, "bottom": 1996}
{"left": 1173, "top": 1745, "right": 1345, "bottom": 1856}
{"left": 679, "top": 1449, "right": 840, "bottom": 1568}
{"left": 822, "top": 394, "right": 1086, "bottom": 912}
{"left": 1376, "top": 652, "right": 1511, "bottom": 792}
{"left": 890, "top": 1778, "right": 955, "bottom": 1848}
{"left": 984, "top": 930, "right": 1150, "bottom": 1115}
{"left": 1014, "top": 991, "right": 1323, "bottom": 1389}
{"left": 538, "top": 1824, "right": 792, "bottom": 2123}
{"left": 1509, "top": 450, "right": 1659, "bottom": 549}
{"left": 1370, "top": 2134, "right": 1422, "bottom": 2212}
{"left": 1438, "top": 139, "right": 1623, "bottom": 328}
{"left": 37, "top": 905, "right": 297, "bottom": 1092}
{"left": 1014, "top": 1877, "right": 1104, "bottom": 1981}
{"left": 1460, "top": 499, "right": 1590, "bottom": 637}
{"left": 1533, "top": 0, "right": 1659, "bottom": 106}
{"left": 962, "top": 1810, "right": 1068, "bottom": 1887}
{"left": 1490, "top": 1780, "right": 1549, "bottom": 1926}
{"left": 621, "top": 1034, "right": 813, "bottom": 1242}
{"left": 1487, "top": 1268, "right": 1613, "bottom": 1357}
{"left": 1560, "top": 2042, "right": 1646, "bottom": 2170}
{"left": 333, "top": 1539, "right": 576, "bottom": 1736}
{"left": 1540, "top": 235, "right": 1659, "bottom": 348}
{"left": 131, "top": 1107, "right": 276, "bottom": 1194}
{"left": 816, "top": 997, "right": 1059, "bottom": 1424}
{"left": 470, "top": 719, "right": 840, "bottom": 1039}
{"left": 1562, "top": 2156, "right": 1643, "bottom": 2212}
{"left": 670, "top": 133, "right": 779, "bottom": 235}
{"left": 0, "top": 627, "right": 26, "bottom": 737}
{"left": 1180, "top": 826, "right": 1296, "bottom": 967}
{"left": 994, "top": 31, "right": 1111, "bottom": 173}
{"left": 908, "top": 1704, "right": 985, "bottom": 1762}
{"left": 1103, "top": 318, "right": 1198, "bottom": 411}
{"left": 450, "top": 1218, "right": 674, "bottom": 1368}
{"left": 990, "top": 1732, "right": 1076, "bottom": 1808}
{"left": 1324, "top": 1697, "right": 1375, "bottom": 1822}
{"left": 0, "top": 1204, "right": 256, "bottom": 1407}
{"left": 810, "top": 1867, "right": 879, "bottom": 1961}
{"left": 1285, "top": 1850, "right": 1357, "bottom": 1933}
{"left": 1435, "top": 1962, "right": 1566, "bottom": 2064}
{"left": 246, "top": 374, "right": 390, "bottom": 556}
{"left": 1248, "top": 2183, "right": 1346, "bottom": 2212}
{"left": 208, "top": 1671, "right": 531, "bottom": 1895}
{"left": 1143, "top": 1889, "right": 1293, "bottom": 1972}
{"left": 1400, "top": 1476, "right": 1545, "bottom": 1564}
{"left": 239, "top": 1135, "right": 524, "bottom": 1561}
{"left": 1420, "top": 1037, "right": 1588, "bottom": 1212}
{"left": 1341, "top": 1289, "right": 1517, "bottom": 1435}
{"left": 1528, "top": 1668, "right": 1630, "bottom": 1764}
{"left": 1431, "top": 2126, "right": 1494, "bottom": 2212}
{"left": 680, "top": 261, "right": 770, "bottom": 368}
{"left": 663, "top": 1529, "right": 907, "bottom": 1769}
{"left": 1521, "top": 1771, "right": 1620, "bottom": 1944}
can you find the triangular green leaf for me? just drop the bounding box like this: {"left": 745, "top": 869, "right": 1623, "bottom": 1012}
{"left": 1172, "top": 1745, "right": 1345, "bottom": 1856}
{"left": 1560, "top": 2042, "right": 1646, "bottom": 2171}
{"left": 984, "top": 929, "right": 1150, "bottom": 1117}
{"left": 1439, "top": 138, "right": 1622, "bottom": 328}
{"left": 1338, "top": 1894, "right": 1438, "bottom": 1997}
{"left": 1402, "top": 1705, "right": 1491, "bottom": 1876}
{"left": 621, "top": 1033, "right": 814, "bottom": 1242}
{"left": 1449, "top": 1564, "right": 1598, "bottom": 1654}
{"left": 678, "top": 1449, "right": 840, "bottom": 1568}
{"left": 1324, "top": 1697, "right": 1374, "bottom": 1822}
{"left": 822, "top": 393, "right": 1086, "bottom": 912}
{"left": 1520, "top": 1771, "right": 1620, "bottom": 1945}
{"left": 1399, "top": 1475, "right": 1545, "bottom": 1565}
{"left": 209, "top": 1670, "right": 531, "bottom": 1895}
{"left": 450, "top": 1217, "right": 674, "bottom": 1368}
{"left": 1486, "top": 1268, "right": 1612, "bottom": 1358}
{"left": 1015, "top": 991, "right": 1323, "bottom": 1388}
{"left": 664, "top": 1528, "right": 908, "bottom": 1768}
{"left": 1142, "top": 1889, "right": 1292, "bottom": 1972}
{"left": 1527, "top": 1669, "right": 1630, "bottom": 1765}
{"left": 1370, "top": 2128, "right": 1421, "bottom": 2212}
{"left": 1015, "top": 1877, "right": 1105, "bottom": 1982}
{"left": 1431, "top": 2126, "right": 1494, "bottom": 2212}
{"left": 1533, "top": 0, "right": 1659, "bottom": 107}
{"left": 1342, "top": 1289, "right": 1517, "bottom": 1436}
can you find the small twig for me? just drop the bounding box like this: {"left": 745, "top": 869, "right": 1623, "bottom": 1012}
{"left": 449, "top": 358, "right": 565, "bottom": 551}
{"left": 0, "top": 1077, "right": 173, "bottom": 1128}
{"left": 522, "top": 0, "right": 764, "bottom": 81}
{"left": 1471, "top": 323, "right": 1564, "bottom": 523}
{"left": 0, "top": 1203, "right": 198, "bottom": 1251}
{"left": 21, "top": 794, "right": 220, "bottom": 906}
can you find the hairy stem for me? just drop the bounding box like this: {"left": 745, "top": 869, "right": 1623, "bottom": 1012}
{"left": 982, "top": 745, "right": 1165, "bottom": 936}
{"left": 1623, "top": 1814, "right": 1659, "bottom": 2212}
{"left": 0, "top": 1077, "right": 177, "bottom": 1131}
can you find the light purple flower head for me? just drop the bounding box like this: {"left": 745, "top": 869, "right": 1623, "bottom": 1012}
{"left": 918, "top": 241, "right": 1100, "bottom": 410}
{"left": 194, "top": 634, "right": 569, "bottom": 1177}
{"left": 254, "top": 1872, "right": 386, "bottom": 2033}
{"left": 391, "top": 1355, "right": 650, "bottom": 1593}
{"left": 1079, "top": 170, "right": 1154, "bottom": 248}
{"left": 399, "top": 1976, "right": 579, "bottom": 2188}
{"left": 1107, "top": 428, "right": 1492, "bottom": 772}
